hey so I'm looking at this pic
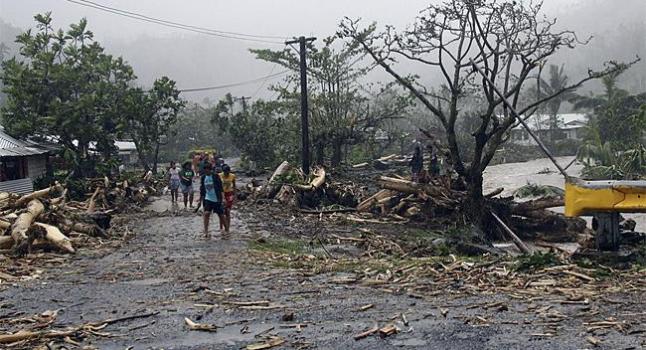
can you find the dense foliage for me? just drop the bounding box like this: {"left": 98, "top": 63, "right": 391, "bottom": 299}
{"left": 0, "top": 14, "right": 184, "bottom": 175}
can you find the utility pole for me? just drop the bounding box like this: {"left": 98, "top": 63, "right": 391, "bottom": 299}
{"left": 233, "top": 96, "right": 251, "bottom": 114}
{"left": 285, "top": 36, "right": 316, "bottom": 175}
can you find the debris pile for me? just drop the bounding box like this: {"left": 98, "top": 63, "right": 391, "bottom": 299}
{"left": 355, "top": 175, "right": 587, "bottom": 244}
{"left": 0, "top": 174, "right": 161, "bottom": 257}
{"left": 248, "top": 161, "right": 365, "bottom": 212}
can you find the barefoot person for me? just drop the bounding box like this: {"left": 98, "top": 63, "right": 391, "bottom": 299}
{"left": 196, "top": 163, "right": 226, "bottom": 238}
{"left": 179, "top": 161, "right": 195, "bottom": 209}
{"left": 168, "top": 161, "right": 180, "bottom": 203}
{"left": 220, "top": 164, "right": 236, "bottom": 232}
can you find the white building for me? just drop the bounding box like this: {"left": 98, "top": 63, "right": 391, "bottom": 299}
{"left": 115, "top": 140, "right": 138, "bottom": 165}
{"left": 510, "top": 113, "right": 587, "bottom": 146}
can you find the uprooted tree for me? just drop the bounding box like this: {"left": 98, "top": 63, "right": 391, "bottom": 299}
{"left": 340, "top": 0, "right": 634, "bottom": 236}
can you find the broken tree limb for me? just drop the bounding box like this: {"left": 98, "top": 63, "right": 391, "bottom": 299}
{"left": 265, "top": 161, "right": 291, "bottom": 198}
{"left": 10, "top": 199, "right": 44, "bottom": 253}
{"left": 357, "top": 189, "right": 395, "bottom": 212}
{"left": 511, "top": 197, "right": 565, "bottom": 214}
{"left": 293, "top": 167, "right": 326, "bottom": 191}
{"left": 33, "top": 223, "right": 75, "bottom": 254}
{"left": 377, "top": 176, "right": 454, "bottom": 199}
{"left": 86, "top": 187, "right": 101, "bottom": 213}
{"left": 491, "top": 212, "right": 532, "bottom": 254}
{"left": 15, "top": 183, "right": 63, "bottom": 208}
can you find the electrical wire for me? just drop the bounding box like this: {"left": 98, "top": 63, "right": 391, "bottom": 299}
{"left": 251, "top": 64, "right": 280, "bottom": 99}
{"left": 65, "top": 0, "right": 287, "bottom": 45}
{"left": 179, "top": 70, "right": 290, "bottom": 93}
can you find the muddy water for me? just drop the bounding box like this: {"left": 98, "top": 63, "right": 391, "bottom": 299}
{"left": 483, "top": 156, "right": 581, "bottom": 197}
{"left": 484, "top": 156, "right": 646, "bottom": 230}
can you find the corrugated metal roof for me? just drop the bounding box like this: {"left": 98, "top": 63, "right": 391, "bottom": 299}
{"left": 0, "top": 129, "right": 50, "bottom": 157}
{"left": 0, "top": 178, "right": 34, "bottom": 194}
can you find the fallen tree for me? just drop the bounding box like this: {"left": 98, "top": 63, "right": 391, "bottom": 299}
{"left": 0, "top": 171, "right": 164, "bottom": 256}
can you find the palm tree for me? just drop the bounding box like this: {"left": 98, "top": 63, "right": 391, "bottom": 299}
{"left": 534, "top": 64, "right": 577, "bottom": 129}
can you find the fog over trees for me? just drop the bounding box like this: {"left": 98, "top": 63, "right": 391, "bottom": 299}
{"left": 1, "top": 0, "right": 644, "bottom": 103}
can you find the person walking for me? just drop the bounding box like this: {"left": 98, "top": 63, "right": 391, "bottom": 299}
{"left": 179, "top": 161, "right": 195, "bottom": 209}
{"left": 219, "top": 164, "right": 236, "bottom": 232}
{"left": 195, "top": 163, "right": 226, "bottom": 238}
{"left": 410, "top": 146, "right": 424, "bottom": 182}
{"left": 168, "top": 161, "right": 181, "bottom": 203}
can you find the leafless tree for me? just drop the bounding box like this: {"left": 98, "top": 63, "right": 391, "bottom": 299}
{"left": 340, "top": 0, "right": 633, "bottom": 231}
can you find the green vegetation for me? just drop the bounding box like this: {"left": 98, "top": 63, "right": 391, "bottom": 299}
{"left": 0, "top": 14, "right": 184, "bottom": 176}
{"left": 513, "top": 252, "right": 561, "bottom": 272}
{"left": 575, "top": 70, "right": 646, "bottom": 180}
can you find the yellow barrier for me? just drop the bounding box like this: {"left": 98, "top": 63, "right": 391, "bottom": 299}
{"left": 565, "top": 178, "right": 646, "bottom": 217}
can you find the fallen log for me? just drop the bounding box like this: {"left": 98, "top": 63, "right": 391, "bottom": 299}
{"left": 511, "top": 197, "right": 564, "bottom": 216}
{"left": 0, "top": 235, "right": 12, "bottom": 249}
{"left": 86, "top": 187, "right": 101, "bottom": 213}
{"left": 357, "top": 189, "right": 395, "bottom": 212}
{"left": 33, "top": 223, "right": 75, "bottom": 254}
{"left": 377, "top": 176, "right": 454, "bottom": 199}
{"left": 10, "top": 199, "right": 44, "bottom": 253}
{"left": 15, "top": 183, "right": 63, "bottom": 208}
{"left": 265, "top": 161, "right": 291, "bottom": 198}
{"left": 491, "top": 212, "right": 532, "bottom": 254}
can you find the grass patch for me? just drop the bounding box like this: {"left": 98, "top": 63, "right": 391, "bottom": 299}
{"left": 250, "top": 238, "right": 309, "bottom": 255}
{"left": 514, "top": 252, "right": 561, "bottom": 272}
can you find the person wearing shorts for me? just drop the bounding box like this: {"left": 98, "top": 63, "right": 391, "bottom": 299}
{"left": 196, "top": 163, "right": 225, "bottom": 238}
{"left": 179, "top": 161, "right": 195, "bottom": 209}
{"left": 219, "top": 164, "right": 236, "bottom": 232}
{"left": 168, "top": 161, "right": 180, "bottom": 203}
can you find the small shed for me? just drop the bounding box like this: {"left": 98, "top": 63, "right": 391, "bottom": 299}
{"left": 115, "top": 140, "right": 139, "bottom": 166}
{"left": 0, "top": 129, "right": 51, "bottom": 194}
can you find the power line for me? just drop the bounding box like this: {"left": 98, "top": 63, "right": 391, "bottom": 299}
{"left": 179, "top": 70, "right": 290, "bottom": 93}
{"left": 65, "top": 0, "right": 286, "bottom": 45}
{"left": 78, "top": 0, "right": 287, "bottom": 40}
{"left": 251, "top": 64, "right": 279, "bottom": 99}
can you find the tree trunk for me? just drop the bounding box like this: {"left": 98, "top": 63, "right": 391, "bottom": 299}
{"left": 152, "top": 142, "right": 161, "bottom": 174}
{"left": 331, "top": 142, "right": 343, "bottom": 167}
{"left": 314, "top": 143, "right": 325, "bottom": 166}
{"left": 464, "top": 172, "right": 490, "bottom": 236}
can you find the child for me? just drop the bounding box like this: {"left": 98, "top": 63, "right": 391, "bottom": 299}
{"left": 219, "top": 164, "right": 236, "bottom": 232}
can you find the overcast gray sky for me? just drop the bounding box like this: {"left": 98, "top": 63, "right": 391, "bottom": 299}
{"left": 1, "top": 0, "right": 643, "bottom": 101}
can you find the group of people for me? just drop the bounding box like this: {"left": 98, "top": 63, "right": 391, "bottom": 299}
{"left": 410, "top": 145, "right": 441, "bottom": 183}
{"left": 167, "top": 152, "right": 236, "bottom": 238}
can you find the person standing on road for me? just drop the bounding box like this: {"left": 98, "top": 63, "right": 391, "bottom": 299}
{"left": 195, "top": 163, "right": 226, "bottom": 238}
{"left": 219, "top": 164, "right": 236, "bottom": 232}
{"left": 410, "top": 146, "right": 424, "bottom": 182}
{"left": 168, "top": 161, "right": 181, "bottom": 203}
{"left": 179, "top": 161, "right": 195, "bottom": 209}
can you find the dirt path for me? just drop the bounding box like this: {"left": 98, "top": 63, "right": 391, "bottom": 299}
{"left": 1, "top": 197, "right": 644, "bottom": 349}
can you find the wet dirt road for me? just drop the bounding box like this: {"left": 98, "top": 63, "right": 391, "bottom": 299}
{"left": 1, "top": 197, "right": 644, "bottom": 349}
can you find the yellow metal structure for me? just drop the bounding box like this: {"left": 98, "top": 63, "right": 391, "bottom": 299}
{"left": 565, "top": 178, "right": 646, "bottom": 217}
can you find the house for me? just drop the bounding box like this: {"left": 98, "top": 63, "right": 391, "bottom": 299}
{"left": 510, "top": 113, "right": 587, "bottom": 146}
{"left": 0, "top": 129, "right": 52, "bottom": 194}
{"left": 115, "top": 140, "right": 138, "bottom": 166}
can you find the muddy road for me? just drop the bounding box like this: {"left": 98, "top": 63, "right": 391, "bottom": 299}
{"left": 1, "top": 195, "right": 644, "bottom": 349}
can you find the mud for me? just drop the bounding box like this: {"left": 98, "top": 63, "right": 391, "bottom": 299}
{"left": 1, "top": 159, "right": 644, "bottom": 349}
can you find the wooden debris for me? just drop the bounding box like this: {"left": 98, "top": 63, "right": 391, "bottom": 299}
{"left": 246, "top": 336, "right": 285, "bottom": 350}
{"left": 357, "top": 304, "right": 374, "bottom": 312}
{"left": 354, "top": 326, "right": 379, "bottom": 340}
{"left": 378, "top": 324, "right": 399, "bottom": 337}
{"left": 184, "top": 317, "right": 218, "bottom": 332}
